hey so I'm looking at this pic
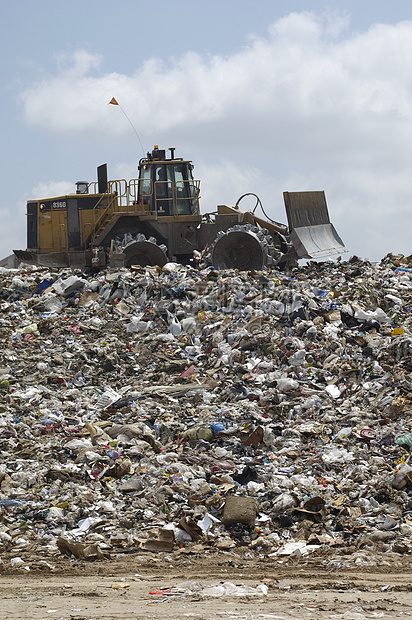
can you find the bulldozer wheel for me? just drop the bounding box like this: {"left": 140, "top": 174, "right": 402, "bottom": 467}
{"left": 111, "top": 234, "right": 168, "bottom": 268}
{"left": 209, "top": 225, "right": 276, "bottom": 271}
{"left": 124, "top": 241, "right": 167, "bottom": 267}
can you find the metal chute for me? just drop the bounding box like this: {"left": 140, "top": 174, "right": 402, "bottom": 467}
{"left": 283, "top": 191, "right": 348, "bottom": 259}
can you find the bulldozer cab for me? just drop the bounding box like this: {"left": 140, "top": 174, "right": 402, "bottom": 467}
{"left": 138, "top": 147, "right": 200, "bottom": 217}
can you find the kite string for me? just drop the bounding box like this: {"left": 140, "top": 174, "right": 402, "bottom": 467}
{"left": 109, "top": 99, "right": 145, "bottom": 157}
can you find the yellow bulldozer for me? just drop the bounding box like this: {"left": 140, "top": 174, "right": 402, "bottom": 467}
{"left": 14, "top": 146, "right": 347, "bottom": 270}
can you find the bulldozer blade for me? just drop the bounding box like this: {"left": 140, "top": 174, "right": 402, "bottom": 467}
{"left": 283, "top": 191, "right": 348, "bottom": 259}
{"left": 289, "top": 223, "right": 347, "bottom": 259}
{"left": 13, "top": 249, "right": 37, "bottom": 264}
{"left": 13, "top": 250, "right": 90, "bottom": 269}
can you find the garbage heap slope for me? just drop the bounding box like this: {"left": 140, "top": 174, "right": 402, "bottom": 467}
{"left": 0, "top": 252, "right": 412, "bottom": 566}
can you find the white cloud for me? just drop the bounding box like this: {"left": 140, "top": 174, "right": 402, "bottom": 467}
{"left": 32, "top": 180, "right": 74, "bottom": 199}
{"left": 197, "top": 160, "right": 276, "bottom": 213}
{"left": 0, "top": 203, "right": 27, "bottom": 256}
{"left": 21, "top": 13, "right": 412, "bottom": 143}
{"left": 17, "top": 12, "right": 412, "bottom": 260}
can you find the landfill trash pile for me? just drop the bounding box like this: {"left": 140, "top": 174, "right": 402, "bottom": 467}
{"left": 1, "top": 251, "right": 412, "bottom": 570}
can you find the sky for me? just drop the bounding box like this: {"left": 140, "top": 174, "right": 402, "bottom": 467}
{"left": 2, "top": 0, "right": 412, "bottom": 263}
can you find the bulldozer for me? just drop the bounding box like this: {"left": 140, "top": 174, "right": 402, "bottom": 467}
{"left": 14, "top": 146, "right": 347, "bottom": 271}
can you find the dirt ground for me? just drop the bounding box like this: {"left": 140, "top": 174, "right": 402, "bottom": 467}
{"left": 1, "top": 549, "right": 412, "bottom": 620}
